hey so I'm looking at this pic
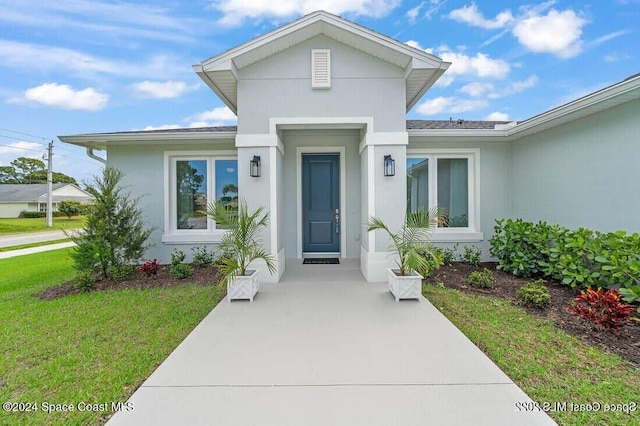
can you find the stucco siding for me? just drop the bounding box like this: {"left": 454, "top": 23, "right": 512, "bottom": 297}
{"left": 511, "top": 98, "right": 640, "bottom": 233}
{"left": 107, "top": 141, "right": 236, "bottom": 263}
{"left": 0, "top": 203, "right": 29, "bottom": 218}
{"left": 237, "top": 35, "right": 406, "bottom": 134}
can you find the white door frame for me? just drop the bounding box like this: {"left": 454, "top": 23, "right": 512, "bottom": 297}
{"left": 296, "top": 146, "right": 347, "bottom": 258}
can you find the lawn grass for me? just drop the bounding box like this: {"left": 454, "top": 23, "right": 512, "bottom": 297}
{"left": 0, "top": 249, "right": 225, "bottom": 425}
{"left": 0, "top": 216, "right": 85, "bottom": 235}
{"left": 423, "top": 284, "right": 640, "bottom": 426}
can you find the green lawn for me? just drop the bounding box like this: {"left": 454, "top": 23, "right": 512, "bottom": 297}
{"left": 0, "top": 238, "right": 71, "bottom": 253}
{"left": 424, "top": 285, "right": 640, "bottom": 426}
{"left": 0, "top": 216, "right": 86, "bottom": 235}
{"left": 0, "top": 249, "right": 225, "bottom": 425}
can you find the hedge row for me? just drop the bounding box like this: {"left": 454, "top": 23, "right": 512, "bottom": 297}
{"left": 18, "top": 211, "right": 67, "bottom": 218}
{"left": 489, "top": 219, "right": 640, "bottom": 290}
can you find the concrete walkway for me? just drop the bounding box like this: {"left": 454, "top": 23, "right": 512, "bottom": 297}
{"left": 107, "top": 260, "right": 556, "bottom": 426}
{"left": 0, "top": 229, "right": 78, "bottom": 259}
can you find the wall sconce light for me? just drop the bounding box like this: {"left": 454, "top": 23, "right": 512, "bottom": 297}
{"left": 384, "top": 155, "right": 395, "bottom": 177}
{"left": 250, "top": 155, "right": 261, "bottom": 177}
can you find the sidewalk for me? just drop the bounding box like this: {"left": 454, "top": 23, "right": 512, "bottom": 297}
{"left": 0, "top": 229, "right": 79, "bottom": 259}
{"left": 107, "top": 260, "right": 556, "bottom": 426}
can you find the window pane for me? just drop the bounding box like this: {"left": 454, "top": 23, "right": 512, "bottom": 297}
{"left": 215, "top": 160, "right": 238, "bottom": 229}
{"left": 407, "top": 158, "right": 429, "bottom": 214}
{"left": 176, "top": 160, "right": 207, "bottom": 229}
{"left": 437, "top": 158, "right": 468, "bottom": 227}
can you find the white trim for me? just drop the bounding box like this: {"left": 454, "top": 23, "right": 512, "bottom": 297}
{"left": 269, "top": 116, "right": 373, "bottom": 135}
{"left": 296, "top": 147, "right": 347, "bottom": 258}
{"left": 367, "top": 145, "right": 376, "bottom": 253}
{"left": 406, "top": 148, "right": 483, "bottom": 241}
{"left": 163, "top": 150, "right": 237, "bottom": 244}
{"left": 235, "top": 134, "right": 284, "bottom": 155}
{"left": 269, "top": 146, "right": 278, "bottom": 260}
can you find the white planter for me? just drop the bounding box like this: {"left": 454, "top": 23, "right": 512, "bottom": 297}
{"left": 387, "top": 268, "right": 423, "bottom": 302}
{"left": 227, "top": 269, "right": 259, "bottom": 302}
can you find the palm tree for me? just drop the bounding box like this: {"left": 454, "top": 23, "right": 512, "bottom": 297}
{"left": 207, "top": 200, "right": 276, "bottom": 284}
{"left": 367, "top": 207, "right": 447, "bottom": 276}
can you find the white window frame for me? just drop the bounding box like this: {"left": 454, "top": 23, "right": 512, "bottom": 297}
{"left": 407, "top": 148, "right": 483, "bottom": 242}
{"left": 162, "top": 150, "right": 237, "bottom": 244}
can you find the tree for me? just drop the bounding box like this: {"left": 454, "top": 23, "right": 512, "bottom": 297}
{"left": 68, "top": 167, "right": 154, "bottom": 279}
{"left": 58, "top": 200, "right": 83, "bottom": 218}
{"left": 0, "top": 156, "right": 78, "bottom": 184}
{"left": 222, "top": 183, "right": 238, "bottom": 196}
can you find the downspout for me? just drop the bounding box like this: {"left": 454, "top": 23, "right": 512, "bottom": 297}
{"left": 86, "top": 147, "right": 106, "bottom": 164}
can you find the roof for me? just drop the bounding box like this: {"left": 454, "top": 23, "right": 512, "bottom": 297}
{"left": 193, "top": 10, "right": 449, "bottom": 114}
{"left": 59, "top": 72, "right": 640, "bottom": 148}
{"left": 0, "top": 184, "right": 92, "bottom": 203}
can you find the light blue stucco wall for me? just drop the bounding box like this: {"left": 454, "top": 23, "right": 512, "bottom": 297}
{"left": 511, "top": 98, "right": 640, "bottom": 233}
{"left": 106, "top": 141, "right": 236, "bottom": 263}
{"left": 236, "top": 35, "right": 406, "bottom": 134}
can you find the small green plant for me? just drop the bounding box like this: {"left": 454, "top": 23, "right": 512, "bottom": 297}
{"left": 618, "top": 285, "right": 640, "bottom": 313}
{"left": 170, "top": 249, "right": 186, "bottom": 266}
{"left": 191, "top": 246, "right": 216, "bottom": 268}
{"left": 441, "top": 245, "right": 458, "bottom": 265}
{"left": 170, "top": 263, "right": 193, "bottom": 279}
{"left": 417, "top": 245, "right": 443, "bottom": 278}
{"left": 106, "top": 264, "right": 136, "bottom": 282}
{"left": 517, "top": 279, "right": 551, "bottom": 308}
{"left": 73, "top": 270, "right": 96, "bottom": 292}
{"left": 461, "top": 245, "right": 482, "bottom": 266}
{"left": 566, "top": 287, "right": 636, "bottom": 331}
{"left": 467, "top": 268, "right": 495, "bottom": 289}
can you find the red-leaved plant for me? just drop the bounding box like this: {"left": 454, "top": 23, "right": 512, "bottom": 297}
{"left": 565, "top": 287, "right": 636, "bottom": 331}
{"left": 140, "top": 259, "right": 161, "bottom": 278}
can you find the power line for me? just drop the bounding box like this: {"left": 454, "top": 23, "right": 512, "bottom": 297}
{"left": 0, "top": 143, "right": 46, "bottom": 153}
{"left": 0, "top": 133, "right": 48, "bottom": 145}
{"left": 0, "top": 127, "right": 47, "bottom": 141}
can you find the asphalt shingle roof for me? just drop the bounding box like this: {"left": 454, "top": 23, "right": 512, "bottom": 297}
{"left": 0, "top": 184, "right": 70, "bottom": 202}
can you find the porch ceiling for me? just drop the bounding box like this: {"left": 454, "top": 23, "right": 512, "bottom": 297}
{"left": 193, "top": 10, "right": 449, "bottom": 114}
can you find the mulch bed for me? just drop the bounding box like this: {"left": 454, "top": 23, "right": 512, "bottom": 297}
{"left": 425, "top": 262, "right": 640, "bottom": 368}
{"left": 37, "top": 265, "right": 221, "bottom": 301}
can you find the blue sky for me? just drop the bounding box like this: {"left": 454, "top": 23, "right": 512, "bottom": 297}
{"left": 0, "top": 0, "right": 638, "bottom": 183}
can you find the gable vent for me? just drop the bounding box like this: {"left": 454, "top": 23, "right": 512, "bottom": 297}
{"left": 311, "top": 49, "right": 331, "bottom": 89}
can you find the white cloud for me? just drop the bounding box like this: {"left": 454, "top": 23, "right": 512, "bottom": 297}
{"left": 488, "top": 75, "right": 539, "bottom": 98}
{"left": 186, "top": 106, "right": 237, "bottom": 127}
{"left": 212, "top": 0, "right": 401, "bottom": 26}
{"left": 12, "top": 83, "right": 108, "bottom": 111}
{"left": 142, "top": 124, "right": 182, "bottom": 131}
{"left": 448, "top": 3, "right": 514, "bottom": 29}
{"left": 0, "top": 141, "right": 44, "bottom": 158}
{"left": 484, "top": 112, "right": 510, "bottom": 121}
{"left": 512, "top": 9, "right": 587, "bottom": 58}
{"left": 416, "top": 97, "right": 488, "bottom": 116}
{"left": 440, "top": 51, "right": 510, "bottom": 79}
{"left": 0, "top": 41, "right": 186, "bottom": 79}
{"left": 132, "top": 81, "right": 198, "bottom": 99}
{"left": 459, "top": 81, "right": 494, "bottom": 97}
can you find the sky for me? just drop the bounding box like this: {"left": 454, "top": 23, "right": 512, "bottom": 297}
{"left": 0, "top": 0, "right": 638, "bottom": 184}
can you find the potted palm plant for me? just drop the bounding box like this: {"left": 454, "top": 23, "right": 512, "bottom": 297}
{"left": 366, "top": 207, "right": 446, "bottom": 301}
{"left": 207, "top": 200, "right": 276, "bottom": 302}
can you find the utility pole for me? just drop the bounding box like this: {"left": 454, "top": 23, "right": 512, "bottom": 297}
{"left": 46, "top": 140, "right": 53, "bottom": 227}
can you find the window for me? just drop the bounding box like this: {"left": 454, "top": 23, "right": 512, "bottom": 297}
{"left": 407, "top": 150, "right": 481, "bottom": 240}
{"left": 164, "top": 152, "right": 238, "bottom": 242}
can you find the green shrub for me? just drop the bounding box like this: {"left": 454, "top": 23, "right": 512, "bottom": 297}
{"left": 170, "top": 263, "right": 193, "bottom": 279}
{"left": 618, "top": 285, "right": 640, "bottom": 313}
{"left": 467, "top": 268, "right": 495, "bottom": 289}
{"left": 106, "top": 264, "right": 136, "bottom": 282}
{"left": 517, "top": 279, "right": 551, "bottom": 308}
{"left": 73, "top": 270, "right": 96, "bottom": 292}
{"left": 461, "top": 245, "right": 482, "bottom": 266}
{"left": 18, "top": 210, "right": 66, "bottom": 218}
{"left": 57, "top": 200, "right": 83, "bottom": 218}
{"left": 191, "top": 246, "right": 216, "bottom": 268}
{"left": 441, "top": 245, "right": 457, "bottom": 265}
{"left": 68, "top": 167, "right": 154, "bottom": 279}
{"left": 417, "top": 245, "right": 443, "bottom": 278}
{"left": 170, "top": 249, "right": 186, "bottom": 266}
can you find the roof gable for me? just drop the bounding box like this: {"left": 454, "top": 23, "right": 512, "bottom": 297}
{"left": 193, "top": 10, "right": 449, "bottom": 113}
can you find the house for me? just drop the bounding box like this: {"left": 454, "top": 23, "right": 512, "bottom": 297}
{"left": 59, "top": 11, "right": 640, "bottom": 283}
{"left": 0, "top": 183, "right": 94, "bottom": 218}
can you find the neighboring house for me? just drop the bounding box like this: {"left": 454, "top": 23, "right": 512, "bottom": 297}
{"left": 0, "top": 183, "right": 94, "bottom": 218}
{"left": 59, "top": 11, "right": 640, "bottom": 283}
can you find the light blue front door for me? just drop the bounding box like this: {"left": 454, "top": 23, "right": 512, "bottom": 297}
{"left": 302, "top": 154, "right": 340, "bottom": 253}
